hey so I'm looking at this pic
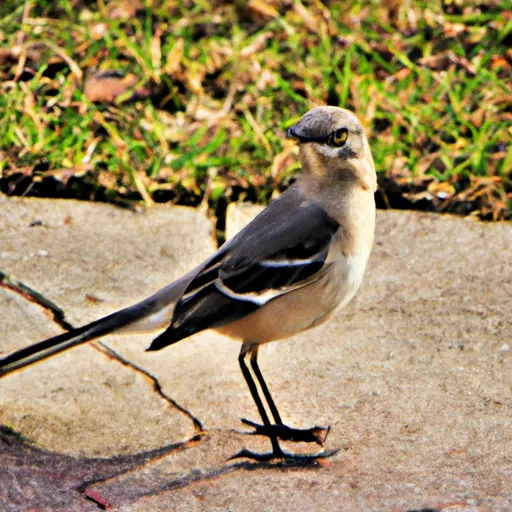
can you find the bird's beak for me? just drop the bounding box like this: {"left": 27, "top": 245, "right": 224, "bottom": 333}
{"left": 286, "top": 125, "right": 298, "bottom": 139}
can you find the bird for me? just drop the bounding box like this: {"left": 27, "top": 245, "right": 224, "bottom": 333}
{"left": 0, "top": 106, "right": 377, "bottom": 462}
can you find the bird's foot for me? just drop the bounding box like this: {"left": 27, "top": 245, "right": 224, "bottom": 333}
{"left": 229, "top": 446, "right": 340, "bottom": 464}
{"left": 239, "top": 418, "right": 330, "bottom": 445}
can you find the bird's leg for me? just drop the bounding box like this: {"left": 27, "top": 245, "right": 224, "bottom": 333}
{"left": 250, "top": 345, "right": 283, "bottom": 424}
{"left": 231, "top": 343, "right": 285, "bottom": 461}
{"left": 231, "top": 344, "right": 338, "bottom": 463}
{"left": 241, "top": 346, "right": 330, "bottom": 446}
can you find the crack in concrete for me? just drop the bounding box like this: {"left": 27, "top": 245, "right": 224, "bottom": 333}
{"left": 0, "top": 269, "right": 208, "bottom": 506}
{"left": 92, "top": 341, "right": 204, "bottom": 432}
{"left": 1, "top": 269, "right": 204, "bottom": 433}
{"left": 0, "top": 270, "right": 74, "bottom": 331}
{"left": 77, "top": 438, "right": 206, "bottom": 511}
{"left": 2, "top": 270, "right": 319, "bottom": 506}
{"left": 0, "top": 424, "right": 200, "bottom": 511}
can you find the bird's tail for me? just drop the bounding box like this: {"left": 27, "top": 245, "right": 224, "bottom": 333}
{"left": 0, "top": 310, "right": 132, "bottom": 378}
{"left": 0, "top": 272, "right": 195, "bottom": 379}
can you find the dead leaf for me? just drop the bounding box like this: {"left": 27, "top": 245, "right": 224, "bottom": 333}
{"left": 444, "top": 22, "right": 467, "bottom": 38}
{"left": 419, "top": 51, "right": 476, "bottom": 75}
{"left": 394, "top": 67, "right": 411, "bottom": 80}
{"left": 294, "top": 1, "right": 322, "bottom": 33}
{"left": 427, "top": 181, "right": 456, "bottom": 200}
{"left": 90, "top": 23, "right": 108, "bottom": 41}
{"left": 248, "top": 0, "right": 279, "bottom": 19}
{"left": 84, "top": 71, "right": 139, "bottom": 103}
{"left": 241, "top": 32, "right": 273, "bottom": 58}
{"left": 165, "top": 38, "right": 184, "bottom": 76}
{"left": 491, "top": 54, "right": 511, "bottom": 71}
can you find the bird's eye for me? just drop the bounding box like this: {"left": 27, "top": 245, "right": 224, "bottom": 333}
{"left": 330, "top": 128, "right": 348, "bottom": 147}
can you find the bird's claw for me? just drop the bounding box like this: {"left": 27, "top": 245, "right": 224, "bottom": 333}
{"left": 240, "top": 418, "right": 330, "bottom": 445}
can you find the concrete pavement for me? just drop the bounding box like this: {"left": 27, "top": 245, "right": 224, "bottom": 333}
{"left": 0, "top": 196, "right": 510, "bottom": 511}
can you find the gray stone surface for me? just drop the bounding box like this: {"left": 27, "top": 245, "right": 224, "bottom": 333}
{"left": 0, "top": 197, "right": 215, "bottom": 457}
{"left": 0, "top": 196, "right": 215, "bottom": 326}
{"left": 1, "top": 196, "right": 511, "bottom": 511}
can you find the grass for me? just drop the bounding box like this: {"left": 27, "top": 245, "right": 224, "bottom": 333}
{"left": 0, "top": 0, "right": 510, "bottom": 223}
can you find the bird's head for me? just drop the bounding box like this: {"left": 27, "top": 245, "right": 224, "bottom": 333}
{"left": 287, "top": 106, "right": 376, "bottom": 192}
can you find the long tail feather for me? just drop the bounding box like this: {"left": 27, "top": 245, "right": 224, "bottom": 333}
{"left": 0, "top": 271, "right": 197, "bottom": 379}
{"left": 0, "top": 312, "right": 125, "bottom": 378}
{"left": 0, "top": 302, "right": 155, "bottom": 378}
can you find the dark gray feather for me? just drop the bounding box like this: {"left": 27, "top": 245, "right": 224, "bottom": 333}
{"left": 147, "top": 186, "right": 339, "bottom": 351}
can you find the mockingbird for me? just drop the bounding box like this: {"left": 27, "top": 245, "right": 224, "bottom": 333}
{"left": 0, "top": 106, "right": 377, "bottom": 462}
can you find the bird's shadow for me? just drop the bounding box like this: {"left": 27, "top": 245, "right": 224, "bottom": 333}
{"left": 1, "top": 424, "right": 332, "bottom": 510}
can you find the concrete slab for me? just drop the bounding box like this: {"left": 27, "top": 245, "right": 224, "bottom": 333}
{"left": 1, "top": 196, "right": 511, "bottom": 511}
{"left": 79, "top": 206, "right": 512, "bottom": 511}
{"left": 0, "top": 197, "right": 216, "bottom": 457}
{"left": 0, "top": 196, "right": 215, "bottom": 325}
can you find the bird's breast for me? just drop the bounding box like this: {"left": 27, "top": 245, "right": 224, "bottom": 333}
{"left": 214, "top": 242, "right": 371, "bottom": 345}
{"left": 326, "top": 246, "right": 370, "bottom": 311}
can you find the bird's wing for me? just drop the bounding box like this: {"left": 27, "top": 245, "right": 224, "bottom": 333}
{"left": 147, "top": 186, "right": 340, "bottom": 350}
